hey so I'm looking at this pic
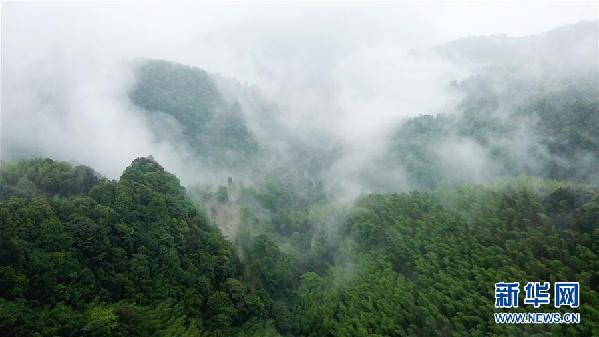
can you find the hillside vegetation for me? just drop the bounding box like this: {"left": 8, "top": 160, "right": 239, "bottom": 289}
{"left": 1, "top": 22, "right": 598, "bottom": 337}
{"left": 1, "top": 158, "right": 598, "bottom": 336}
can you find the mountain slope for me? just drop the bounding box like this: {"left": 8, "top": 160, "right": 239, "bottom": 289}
{"left": 129, "top": 60, "right": 260, "bottom": 169}
{"left": 371, "top": 21, "right": 599, "bottom": 191}
{"left": 0, "top": 158, "right": 271, "bottom": 336}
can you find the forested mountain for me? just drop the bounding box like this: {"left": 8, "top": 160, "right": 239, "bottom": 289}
{"left": 382, "top": 74, "right": 599, "bottom": 190}
{"left": 291, "top": 181, "right": 599, "bottom": 336}
{"left": 129, "top": 60, "right": 260, "bottom": 169}
{"left": 125, "top": 22, "right": 599, "bottom": 196}
{"left": 1, "top": 21, "right": 598, "bottom": 337}
{"left": 2, "top": 159, "right": 598, "bottom": 336}
{"left": 0, "top": 158, "right": 273, "bottom": 336}
{"left": 368, "top": 21, "right": 599, "bottom": 191}
{"left": 129, "top": 59, "right": 331, "bottom": 209}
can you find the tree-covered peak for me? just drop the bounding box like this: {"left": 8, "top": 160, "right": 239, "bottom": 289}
{"left": 119, "top": 156, "right": 186, "bottom": 200}
{"left": 0, "top": 157, "right": 264, "bottom": 335}
{"left": 122, "top": 156, "right": 166, "bottom": 176}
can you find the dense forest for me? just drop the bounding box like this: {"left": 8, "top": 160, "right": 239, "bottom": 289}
{"left": 1, "top": 158, "right": 598, "bottom": 336}
{"left": 1, "top": 20, "right": 598, "bottom": 337}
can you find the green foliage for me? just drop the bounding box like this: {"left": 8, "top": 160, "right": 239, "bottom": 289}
{"left": 2, "top": 156, "right": 598, "bottom": 336}
{"left": 386, "top": 75, "right": 599, "bottom": 189}
{"left": 0, "top": 158, "right": 99, "bottom": 198}
{"left": 293, "top": 183, "right": 599, "bottom": 336}
{"left": 129, "top": 60, "right": 259, "bottom": 168}
{"left": 0, "top": 158, "right": 263, "bottom": 336}
{"left": 4, "top": 26, "right": 599, "bottom": 336}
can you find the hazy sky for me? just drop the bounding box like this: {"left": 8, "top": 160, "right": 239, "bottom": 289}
{"left": 1, "top": 1, "right": 597, "bottom": 181}
{"left": 2, "top": 1, "right": 597, "bottom": 83}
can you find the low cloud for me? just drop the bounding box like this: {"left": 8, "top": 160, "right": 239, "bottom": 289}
{"left": 1, "top": 2, "right": 596, "bottom": 197}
